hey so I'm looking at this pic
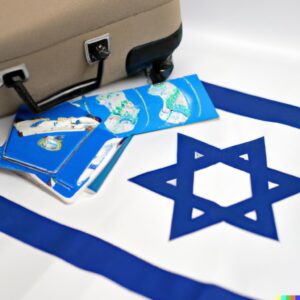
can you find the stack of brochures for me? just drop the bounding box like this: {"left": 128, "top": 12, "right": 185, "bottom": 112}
{"left": 0, "top": 75, "right": 218, "bottom": 203}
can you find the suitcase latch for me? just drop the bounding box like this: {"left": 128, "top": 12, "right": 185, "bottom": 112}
{"left": 85, "top": 34, "right": 111, "bottom": 65}
{"left": 0, "top": 64, "right": 29, "bottom": 88}
{"left": 0, "top": 35, "right": 111, "bottom": 113}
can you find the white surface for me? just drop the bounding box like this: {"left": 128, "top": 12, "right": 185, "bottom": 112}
{"left": 1, "top": 108, "right": 300, "bottom": 300}
{"left": 0, "top": 0, "right": 300, "bottom": 299}
{"left": 177, "top": 0, "right": 300, "bottom": 107}
{"left": 193, "top": 163, "right": 252, "bottom": 207}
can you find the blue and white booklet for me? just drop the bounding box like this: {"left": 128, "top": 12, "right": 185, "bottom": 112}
{"left": 0, "top": 75, "right": 218, "bottom": 203}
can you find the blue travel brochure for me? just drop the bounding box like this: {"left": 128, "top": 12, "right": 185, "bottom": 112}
{"left": 3, "top": 102, "right": 97, "bottom": 173}
{"left": 0, "top": 102, "right": 123, "bottom": 203}
{"left": 70, "top": 74, "right": 217, "bottom": 137}
{"left": 88, "top": 136, "right": 133, "bottom": 193}
{"left": 0, "top": 74, "right": 218, "bottom": 202}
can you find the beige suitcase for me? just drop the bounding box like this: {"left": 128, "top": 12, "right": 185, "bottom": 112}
{"left": 0, "top": 0, "right": 182, "bottom": 116}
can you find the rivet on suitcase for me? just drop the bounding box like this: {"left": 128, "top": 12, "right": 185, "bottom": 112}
{"left": 0, "top": 0, "right": 182, "bottom": 116}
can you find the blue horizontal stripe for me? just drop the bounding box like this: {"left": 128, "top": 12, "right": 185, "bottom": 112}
{"left": 0, "top": 196, "right": 249, "bottom": 300}
{"left": 203, "top": 82, "right": 300, "bottom": 129}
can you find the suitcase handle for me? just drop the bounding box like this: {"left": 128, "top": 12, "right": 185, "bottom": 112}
{"left": 1, "top": 38, "right": 110, "bottom": 114}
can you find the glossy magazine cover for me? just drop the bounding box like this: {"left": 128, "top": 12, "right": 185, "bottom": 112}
{"left": 0, "top": 75, "right": 218, "bottom": 202}
{"left": 70, "top": 74, "right": 218, "bottom": 137}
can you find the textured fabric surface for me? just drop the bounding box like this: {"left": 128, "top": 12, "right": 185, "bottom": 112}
{"left": 0, "top": 0, "right": 173, "bottom": 62}
{"left": 0, "top": 0, "right": 181, "bottom": 116}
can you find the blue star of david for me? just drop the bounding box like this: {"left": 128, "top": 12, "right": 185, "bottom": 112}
{"left": 130, "top": 134, "right": 300, "bottom": 240}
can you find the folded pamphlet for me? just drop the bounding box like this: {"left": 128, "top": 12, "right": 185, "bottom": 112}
{"left": 0, "top": 74, "right": 218, "bottom": 203}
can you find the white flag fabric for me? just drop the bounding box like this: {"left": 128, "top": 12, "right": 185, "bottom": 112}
{"left": 0, "top": 81, "right": 299, "bottom": 300}
{"left": 1, "top": 0, "right": 300, "bottom": 298}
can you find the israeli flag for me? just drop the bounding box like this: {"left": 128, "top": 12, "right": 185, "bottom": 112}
{"left": 0, "top": 81, "right": 299, "bottom": 300}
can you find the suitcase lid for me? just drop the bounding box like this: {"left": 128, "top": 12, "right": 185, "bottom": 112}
{"left": 0, "top": 0, "right": 172, "bottom": 63}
